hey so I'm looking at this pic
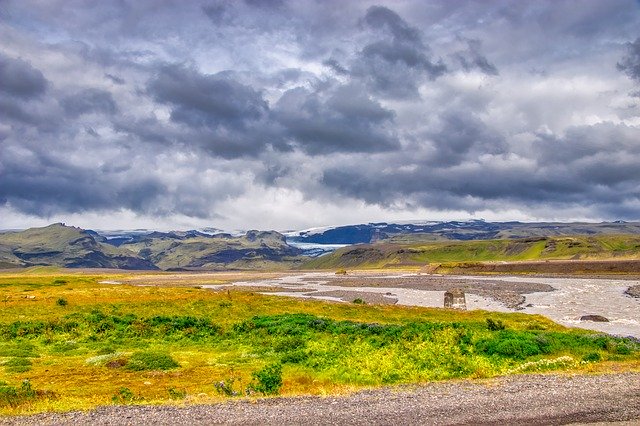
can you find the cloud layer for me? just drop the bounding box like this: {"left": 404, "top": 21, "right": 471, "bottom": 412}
{"left": 1, "top": 0, "right": 639, "bottom": 230}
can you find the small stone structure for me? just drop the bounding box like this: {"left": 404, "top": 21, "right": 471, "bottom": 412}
{"left": 444, "top": 289, "right": 467, "bottom": 310}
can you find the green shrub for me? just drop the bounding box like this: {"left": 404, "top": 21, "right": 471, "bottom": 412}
{"left": 249, "top": 363, "right": 282, "bottom": 395}
{"left": 168, "top": 387, "right": 187, "bottom": 400}
{"left": 51, "top": 341, "right": 80, "bottom": 354}
{"left": 56, "top": 298, "right": 68, "bottom": 307}
{"left": 486, "top": 318, "right": 506, "bottom": 331}
{"left": 125, "top": 351, "right": 179, "bottom": 371}
{"left": 0, "top": 380, "right": 39, "bottom": 407}
{"left": 525, "top": 321, "right": 546, "bottom": 331}
{"left": 0, "top": 342, "right": 39, "bottom": 358}
{"left": 111, "top": 387, "right": 142, "bottom": 404}
{"left": 273, "top": 336, "right": 306, "bottom": 353}
{"left": 281, "top": 349, "right": 308, "bottom": 364}
{"left": 614, "top": 344, "right": 633, "bottom": 355}
{"left": 352, "top": 298, "right": 366, "bottom": 304}
{"left": 96, "top": 346, "right": 116, "bottom": 355}
{"left": 477, "top": 332, "right": 545, "bottom": 359}
{"left": 582, "top": 352, "right": 601, "bottom": 362}
{"left": 4, "top": 358, "right": 32, "bottom": 373}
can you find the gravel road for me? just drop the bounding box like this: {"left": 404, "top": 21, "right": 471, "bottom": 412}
{"left": 3, "top": 373, "right": 639, "bottom": 426}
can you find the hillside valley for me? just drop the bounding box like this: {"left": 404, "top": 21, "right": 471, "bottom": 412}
{"left": 0, "top": 224, "right": 302, "bottom": 271}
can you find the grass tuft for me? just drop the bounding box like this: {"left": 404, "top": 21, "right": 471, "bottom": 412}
{"left": 124, "top": 351, "right": 179, "bottom": 371}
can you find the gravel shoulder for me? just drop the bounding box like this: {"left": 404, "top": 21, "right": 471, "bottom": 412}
{"left": 3, "top": 372, "right": 639, "bottom": 426}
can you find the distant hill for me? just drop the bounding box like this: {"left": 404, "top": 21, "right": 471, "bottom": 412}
{"left": 287, "top": 220, "right": 640, "bottom": 245}
{"left": 0, "top": 224, "right": 303, "bottom": 271}
{"left": 302, "top": 235, "right": 640, "bottom": 270}
{"left": 0, "top": 223, "right": 156, "bottom": 269}
{"left": 116, "top": 229, "right": 302, "bottom": 270}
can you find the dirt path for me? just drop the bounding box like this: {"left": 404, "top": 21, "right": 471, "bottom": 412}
{"left": 3, "top": 372, "right": 639, "bottom": 425}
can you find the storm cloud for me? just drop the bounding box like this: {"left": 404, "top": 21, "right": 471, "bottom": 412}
{"left": 1, "top": 0, "right": 639, "bottom": 230}
{"left": 274, "top": 83, "right": 399, "bottom": 154}
{"left": 351, "top": 6, "right": 448, "bottom": 98}
{"left": 0, "top": 54, "right": 48, "bottom": 99}
{"left": 618, "top": 37, "right": 640, "bottom": 83}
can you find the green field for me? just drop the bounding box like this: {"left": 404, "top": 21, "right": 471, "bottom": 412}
{"left": 0, "top": 269, "right": 638, "bottom": 414}
{"left": 303, "top": 235, "right": 640, "bottom": 269}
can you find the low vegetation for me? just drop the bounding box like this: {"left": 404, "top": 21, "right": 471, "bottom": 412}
{"left": 303, "top": 235, "right": 640, "bottom": 270}
{"left": 0, "top": 269, "right": 638, "bottom": 415}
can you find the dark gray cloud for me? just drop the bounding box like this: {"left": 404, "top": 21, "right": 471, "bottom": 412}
{"left": 0, "top": 97, "right": 37, "bottom": 125}
{"left": 351, "top": 5, "right": 447, "bottom": 99}
{"left": 426, "top": 111, "right": 506, "bottom": 166}
{"left": 0, "top": 54, "right": 48, "bottom": 99}
{"left": 363, "top": 5, "right": 422, "bottom": 44}
{"left": 322, "top": 59, "right": 349, "bottom": 76}
{"left": 321, "top": 122, "right": 640, "bottom": 219}
{"left": 61, "top": 88, "right": 118, "bottom": 117}
{"left": 149, "top": 65, "right": 268, "bottom": 130}
{"left": 147, "top": 64, "right": 272, "bottom": 157}
{"left": 201, "top": 2, "right": 232, "bottom": 24}
{"left": 0, "top": 140, "right": 166, "bottom": 216}
{"left": 274, "top": 83, "right": 399, "bottom": 154}
{"left": 104, "top": 73, "right": 125, "bottom": 85}
{"left": 112, "top": 115, "right": 172, "bottom": 146}
{"left": 618, "top": 37, "right": 640, "bottom": 82}
{"left": 454, "top": 39, "right": 499, "bottom": 76}
{"left": 1, "top": 0, "right": 640, "bottom": 229}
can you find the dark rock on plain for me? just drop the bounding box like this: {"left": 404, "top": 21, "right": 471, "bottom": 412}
{"left": 625, "top": 284, "right": 640, "bottom": 298}
{"left": 580, "top": 315, "right": 610, "bottom": 322}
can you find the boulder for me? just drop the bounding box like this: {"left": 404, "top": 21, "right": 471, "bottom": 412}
{"left": 625, "top": 285, "right": 640, "bottom": 298}
{"left": 580, "top": 315, "right": 609, "bottom": 322}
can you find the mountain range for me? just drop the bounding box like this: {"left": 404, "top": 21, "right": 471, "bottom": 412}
{"left": 285, "top": 220, "right": 640, "bottom": 244}
{"left": 1, "top": 220, "right": 640, "bottom": 270}
{"left": 0, "top": 223, "right": 301, "bottom": 270}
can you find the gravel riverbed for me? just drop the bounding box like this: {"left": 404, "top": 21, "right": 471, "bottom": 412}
{"left": 215, "top": 272, "right": 640, "bottom": 337}
{"left": 3, "top": 373, "right": 639, "bottom": 426}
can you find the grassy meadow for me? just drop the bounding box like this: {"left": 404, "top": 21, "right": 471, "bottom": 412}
{"left": 0, "top": 268, "right": 638, "bottom": 415}
{"left": 303, "top": 235, "right": 640, "bottom": 270}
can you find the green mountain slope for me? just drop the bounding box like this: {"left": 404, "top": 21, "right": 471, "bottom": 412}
{"left": 0, "top": 224, "right": 156, "bottom": 269}
{"left": 120, "top": 230, "right": 302, "bottom": 270}
{"left": 0, "top": 225, "right": 304, "bottom": 271}
{"left": 302, "top": 235, "right": 640, "bottom": 270}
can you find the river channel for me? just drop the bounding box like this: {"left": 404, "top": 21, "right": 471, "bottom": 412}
{"left": 203, "top": 272, "right": 640, "bottom": 338}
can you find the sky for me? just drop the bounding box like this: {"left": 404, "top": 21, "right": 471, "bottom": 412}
{"left": 1, "top": 0, "right": 640, "bottom": 232}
